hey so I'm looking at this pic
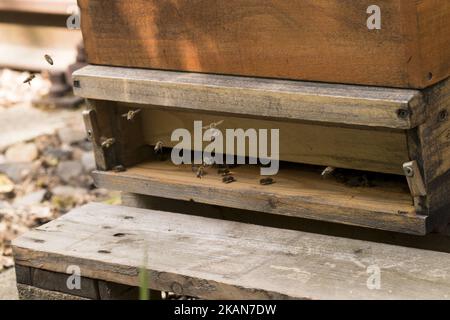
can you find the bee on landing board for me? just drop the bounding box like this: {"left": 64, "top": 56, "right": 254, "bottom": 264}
{"left": 122, "top": 109, "right": 142, "bottom": 121}
{"left": 113, "top": 165, "right": 126, "bottom": 173}
{"left": 23, "top": 74, "right": 36, "bottom": 86}
{"left": 154, "top": 141, "right": 164, "bottom": 154}
{"left": 321, "top": 166, "right": 336, "bottom": 179}
{"left": 260, "top": 177, "right": 275, "bottom": 186}
{"left": 196, "top": 165, "right": 206, "bottom": 179}
{"left": 44, "top": 54, "right": 54, "bottom": 66}
{"left": 222, "top": 175, "right": 236, "bottom": 184}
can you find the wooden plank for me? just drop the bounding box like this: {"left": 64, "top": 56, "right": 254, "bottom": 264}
{"left": 121, "top": 193, "right": 450, "bottom": 254}
{"left": 92, "top": 161, "right": 425, "bottom": 235}
{"left": 78, "top": 0, "right": 450, "bottom": 88}
{"left": 138, "top": 106, "right": 410, "bottom": 175}
{"left": 73, "top": 66, "right": 425, "bottom": 129}
{"left": 17, "top": 284, "right": 88, "bottom": 300}
{"left": 414, "top": 77, "right": 450, "bottom": 229}
{"left": 12, "top": 203, "right": 450, "bottom": 299}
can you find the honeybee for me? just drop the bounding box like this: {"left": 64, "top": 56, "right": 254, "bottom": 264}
{"left": 154, "top": 141, "right": 164, "bottom": 154}
{"left": 113, "top": 165, "right": 126, "bottom": 173}
{"left": 23, "top": 74, "right": 36, "bottom": 86}
{"left": 122, "top": 109, "right": 142, "bottom": 121}
{"left": 101, "top": 137, "right": 116, "bottom": 149}
{"left": 203, "top": 120, "right": 224, "bottom": 142}
{"left": 260, "top": 177, "right": 275, "bottom": 185}
{"left": 196, "top": 165, "right": 205, "bottom": 179}
{"left": 222, "top": 175, "right": 236, "bottom": 184}
{"left": 44, "top": 54, "right": 54, "bottom": 66}
{"left": 321, "top": 166, "right": 336, "bottom": 179}
{"left": 203, "top": 120, "right": 224, "bottom": 130}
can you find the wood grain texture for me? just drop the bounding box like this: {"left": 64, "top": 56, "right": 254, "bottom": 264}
{"left": 92, "top": 161, "right": 426, "bottom": 235}
{"left": 78, "top": 0, "right": 450, "bottom": 88}
{"left": 139, "top": 106, "right": 410, "bottom": 175}
{"left": 15, "top": 265, "right": 141, "bottom": 300}
{"left": 12, "top": 203, "right": 450, "bottom": 299}
{"left": 73, "top": 65, "right": 425, "bottom": 129}
{"left": 413, "top": 77, "right": 450, "bottom": 229}
{"left": 17, "top": 284, "right": 88, "bottom": 300}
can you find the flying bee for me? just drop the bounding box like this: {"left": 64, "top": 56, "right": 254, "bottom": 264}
{"left": 154, "top": 141, "right": 164, "bottom": 154}
{"left": 101, "top": 137, "right": 116, "bottom": 149}
{"left": 321, "top": 166, "right": 336, "bottom": 179}
{"left": 44, "top": 54, "right": 54, "bottom": 66}
{"left": 203, "top": 120, "right": 224, "bottom": 130}
{"left": 260, "top": 177, "right": 275, "bottom": 186}
{"left": 122, "top": 109, "right": 141, "bottom": 121}
{"left": 222, "top": 175, "right": 236, "bottom": 184}
{"left": 203, "top": 120, "right": 224, "bottom": 142}
{"left": 23, "top": 74, "right": 36, "bottom": 86}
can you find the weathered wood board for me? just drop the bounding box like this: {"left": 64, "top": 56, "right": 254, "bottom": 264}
{"left": 73, "top": 65, "right": 425, "bottom": 129}
{"left": 92, "top": 161, "right": 426, "bottom": 235}
{"left": 12, "top": 203, "right": 450, "bottom": 299}
{"left": 78, "top": 0, "right": 450, "bottom": 88}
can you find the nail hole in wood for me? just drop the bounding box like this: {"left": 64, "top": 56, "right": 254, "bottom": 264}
{"left": 396, "top": 109, "right": 410, "bottom": 119}
{"left": 113, "top": 233, "right": 126, "bottom": 237}
{"left": 438, "top": 110, "right": 448, "bottom": 122}
{"left": 428, "top": 72, "right": 433, "bottom": 81}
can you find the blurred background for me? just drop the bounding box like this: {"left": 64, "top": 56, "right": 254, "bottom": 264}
{"left": 0, "top": 0, "right": 118, "bottom": 298}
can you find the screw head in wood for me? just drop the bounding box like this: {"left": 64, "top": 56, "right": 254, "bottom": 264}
{"left": 397, "top": 109, "right": 410, "bottom": 119}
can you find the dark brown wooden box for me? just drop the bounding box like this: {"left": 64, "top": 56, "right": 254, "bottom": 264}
{"left": 78, "top": 0, "right": 450, "bottom": 88}
{"left": 73, "top": 65, "right": 450, "bottom": 236}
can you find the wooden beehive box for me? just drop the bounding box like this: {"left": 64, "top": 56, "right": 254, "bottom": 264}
{"left": 78, "top": 0, "right": 450, "bottom": 88}
{"left": 73, "top": 65, "right": 450, "bottom": 236}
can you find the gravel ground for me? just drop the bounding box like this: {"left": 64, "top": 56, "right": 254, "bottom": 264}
{"left": 0, "top": 268, "right": 18, "bottom": 300}
{"left": 0, "top": 69, "right": 119, "bottom": 300}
